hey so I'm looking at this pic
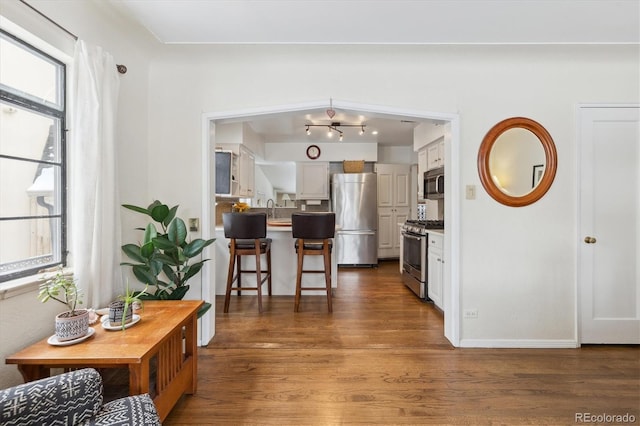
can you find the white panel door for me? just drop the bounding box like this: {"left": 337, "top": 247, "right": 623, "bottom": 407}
{"left": 377, "top": 207, "right": 393, "bottom": 250}
{"left": 394, "top": 167, "right": 410, "bottom": 207}
{"left": 579, "top": 106, "right": 640, "bottom": 344}
{"left": 377, "top": 166, "right": 393, "bottom": 207}
{"left": 393, "top": 207, "right": 410, "bottom": 251}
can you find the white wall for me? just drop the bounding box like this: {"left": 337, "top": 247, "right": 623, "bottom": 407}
{"left": 0, "top": 5, "right": 638, "bottom": 391}
{"left": 0, "top": 0, "right": 156, "bottom": 388}
{"left": 378, "top": 145, "right": 416, "bottom": 164}
{"left": 266, "top": 142, "right": 378, "bottom": 162}
{"left": 147, "top": 43, "right": 638, "bottom": 347}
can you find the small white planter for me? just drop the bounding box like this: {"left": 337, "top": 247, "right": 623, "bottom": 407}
{"left": 55, "top": 309, "right": 89, "bottom": 342}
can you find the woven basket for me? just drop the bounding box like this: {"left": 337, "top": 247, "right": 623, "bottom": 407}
{"left": 343, "top": 160, "right": 364, "bottom": 173}
{"left": 215, "top": 201, "right": 234, "bottom": 225}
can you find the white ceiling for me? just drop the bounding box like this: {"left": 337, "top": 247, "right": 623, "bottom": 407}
{"left": 217, "top": 107, "right": 434, "bottom": 146}
{"left": 114, "top": 0, "right": 639, "bottom": 45}
{"left": 111, "top": 0, "right": 638, "bottom": 147}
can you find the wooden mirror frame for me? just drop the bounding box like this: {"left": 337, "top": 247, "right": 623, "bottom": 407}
{"left": 478, "top": 117, "right": 557, "bottom": 207}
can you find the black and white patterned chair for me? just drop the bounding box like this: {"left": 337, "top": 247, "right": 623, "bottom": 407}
{"left": 0, "top": 368, "right": 160, "bottom": 425}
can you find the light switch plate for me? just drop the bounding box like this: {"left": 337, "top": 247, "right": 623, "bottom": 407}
{"left": 466, "top": 185, "right": 476, "bottom": 200}
{"left": 188, "top": 218, "right": 199, "bottom": 232}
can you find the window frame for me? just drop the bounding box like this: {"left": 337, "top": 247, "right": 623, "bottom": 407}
{"left": 0, "top": 28, "right": 67, "bottom": 283}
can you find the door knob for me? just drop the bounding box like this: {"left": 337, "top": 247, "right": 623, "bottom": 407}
{"left": 584, "top": 236, "right": 597, "bottom": 244}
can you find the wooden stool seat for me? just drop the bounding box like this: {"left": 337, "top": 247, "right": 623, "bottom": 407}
{"left": 223, "top": 212, "right": 272, "bottom": 313}
{"left": 291, "top": 212, "right": 335, "bottom": 312}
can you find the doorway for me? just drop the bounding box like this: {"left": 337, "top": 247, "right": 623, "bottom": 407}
{"left": 201, "top": 100, "right": 460, "bottom": 346}
{"left": 578, "top": 105, "right": 640, "bottom": 344}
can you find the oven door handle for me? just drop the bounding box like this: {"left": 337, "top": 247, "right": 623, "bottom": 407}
{"left": 401, "top": 232, "right": 424, "bottom": 241}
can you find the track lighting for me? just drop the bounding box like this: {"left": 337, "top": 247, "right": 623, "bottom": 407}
{"left": 304, "top": 122, "right": 366, "bottom": 141}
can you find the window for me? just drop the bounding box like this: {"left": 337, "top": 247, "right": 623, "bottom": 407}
{"left": 0, "top": 28, "right": 66, "bottom": 282}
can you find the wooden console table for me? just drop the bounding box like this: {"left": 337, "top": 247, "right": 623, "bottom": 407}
{"left": 6, "top": 300, "right": 202, "bottom": 422}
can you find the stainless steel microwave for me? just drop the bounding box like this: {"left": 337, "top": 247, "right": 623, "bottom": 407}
{"left": 424, "top": 167, "right": 444, "bottom": 200}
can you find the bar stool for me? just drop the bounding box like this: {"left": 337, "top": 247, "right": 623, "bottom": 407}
{"left": 222, "top": 212, "right": 272, "bottom": 313}
{"left": 291, "top": 212, "right": 335, "bottom": 313}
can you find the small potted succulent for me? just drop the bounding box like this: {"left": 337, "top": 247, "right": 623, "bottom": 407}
{"left": 108, "top": 282, "right": 147, "bottom": 329}
{"left": 38, "top": 267, "right": 89, "bottom": 342}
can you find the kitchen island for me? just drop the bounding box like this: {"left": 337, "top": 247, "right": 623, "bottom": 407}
{"left": 214, "top": 222, "right": 338, "bottom": 296}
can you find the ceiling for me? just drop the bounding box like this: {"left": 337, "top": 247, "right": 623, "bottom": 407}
{"left": 114, "top": 0, "right": 638, "bottom": 45}
{"left": 110, "top": 1, "right": 637, "bottom": 147}
{"left": 217, "top": 106, "right": 437, "bottom": 146}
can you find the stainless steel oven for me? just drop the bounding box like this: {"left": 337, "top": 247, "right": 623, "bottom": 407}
{"left": 402, "top": 229, "right": 427, "bottom": 299}
{"left": 400, "top": 220, "right": 444, "bottom": 300}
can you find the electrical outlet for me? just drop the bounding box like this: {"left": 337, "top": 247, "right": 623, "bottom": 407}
{"left": 464, "top": 309, "right": 478, "bottom": 319}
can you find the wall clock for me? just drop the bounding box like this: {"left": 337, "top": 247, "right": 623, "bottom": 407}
{"left": 306, "top": 144, "right": 321, "bottom": 160}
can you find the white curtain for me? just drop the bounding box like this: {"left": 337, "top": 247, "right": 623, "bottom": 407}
{"left": 70, "top": 40, "right": 122, "bottom": 309}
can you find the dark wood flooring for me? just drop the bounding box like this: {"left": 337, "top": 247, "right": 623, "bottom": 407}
{"left": 164, "top": 260, "right": 639, "bottom": 425}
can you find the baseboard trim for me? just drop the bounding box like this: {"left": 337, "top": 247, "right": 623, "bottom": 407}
{"left": 459, "top": 339, "right": 579, "bottom": 348}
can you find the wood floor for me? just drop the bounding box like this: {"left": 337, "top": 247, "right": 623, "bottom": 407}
{"left": 164, "top": 261, "right": 639, "bottom": 425}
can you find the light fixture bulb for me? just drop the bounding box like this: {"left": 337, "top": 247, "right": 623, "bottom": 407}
{"left": 306, "top": 126, "right": 311, "bottom": 135}
{"left": 327, "top": 129, "right": 333, "bottom": 138}
{"left": 339, "top": 134, "right": 343, "bottom": 141}
{"left": 359, "top": 126, "right": 365, "bottom": 135}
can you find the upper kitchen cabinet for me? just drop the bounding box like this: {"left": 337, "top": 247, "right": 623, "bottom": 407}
{"left": 376, "top": 163, "right": 410, "bottom": 208}
{"left": 215, "top": 149, "right": 239, "bottom": 196}
{"left": 426, "top": 137, "right": 445, "bottom": 170}
{"left": 215, "top": 143, "right": 255, "bottom": 198}
{"left": 296, "top": 162, "right": 330, "bottom": 200}
{"left": 238, "top": 144, "right": 255, "bottom": 197}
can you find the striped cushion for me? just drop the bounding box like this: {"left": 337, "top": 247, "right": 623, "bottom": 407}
{"left": 0, "top": 368, "right": 160, "bottom": 426}
{"left": 87, "top": 393, "right": 160, "bottom": 426}
{"left": 0, "top": 368, "right": 102, "bottom": 426}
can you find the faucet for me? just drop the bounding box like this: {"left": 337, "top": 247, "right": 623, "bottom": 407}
{"left": 266, "top": 199, "right": 275, "bottom": 218}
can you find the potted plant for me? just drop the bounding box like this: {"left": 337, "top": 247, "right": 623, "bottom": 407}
{"left": 108, "top": 283, "right": 148, "bottom": 329}
{"left": 38, "top": 267, "right": 89, "bottom": 342}
{"left": 121, "top": 200, "right": 215, "bottom": 318}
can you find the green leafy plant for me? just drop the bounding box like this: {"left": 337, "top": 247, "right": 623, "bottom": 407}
{"left": 114, "top": 281, "right": 148, "bottom": 330}
{"left": 121, "top": 200, "right": 215, "bottom": 317}
{"left": 38, "top": 266, "right": 83, "bottom": 317}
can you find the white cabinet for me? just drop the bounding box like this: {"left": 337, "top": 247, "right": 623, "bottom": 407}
{"left": 377, "top": 206, "right": 410, "bottom": 259}
{"left": 238, "top": 145, "right": 255, "bottom": 197}
{"left": 215, "top": 150, "right": 239, "bottom": 196}
{"left": 426, "top": 138, "right": 444, "bottom": 170}
{"left": 296, "top": 162, "right": 329, "bottom": 200}
{"left": 376, "top": 164, "right": 411, "bottom": 259}
{"left": 376, "top": 164, "right": 410, "bottom": 207}
{"left": 427, "top": 232, "right": 444, "bottom": 310}
{"left": 417, "top": 148, "right": 427, "bottom": 200}
{"left": 216, "top": 143, "right": 255, "bottom": 198}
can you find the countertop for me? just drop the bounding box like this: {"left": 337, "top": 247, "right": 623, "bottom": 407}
{"left": 214, "top": 224, "right": 292, "bottom": 232}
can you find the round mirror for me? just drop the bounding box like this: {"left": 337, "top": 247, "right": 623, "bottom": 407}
{"left": 478, "top": 117, "right": 557, "bottom": 207}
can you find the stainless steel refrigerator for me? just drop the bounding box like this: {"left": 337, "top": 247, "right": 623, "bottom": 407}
{"left": 331, "top": 173, "right": 378, "bottom": 266}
